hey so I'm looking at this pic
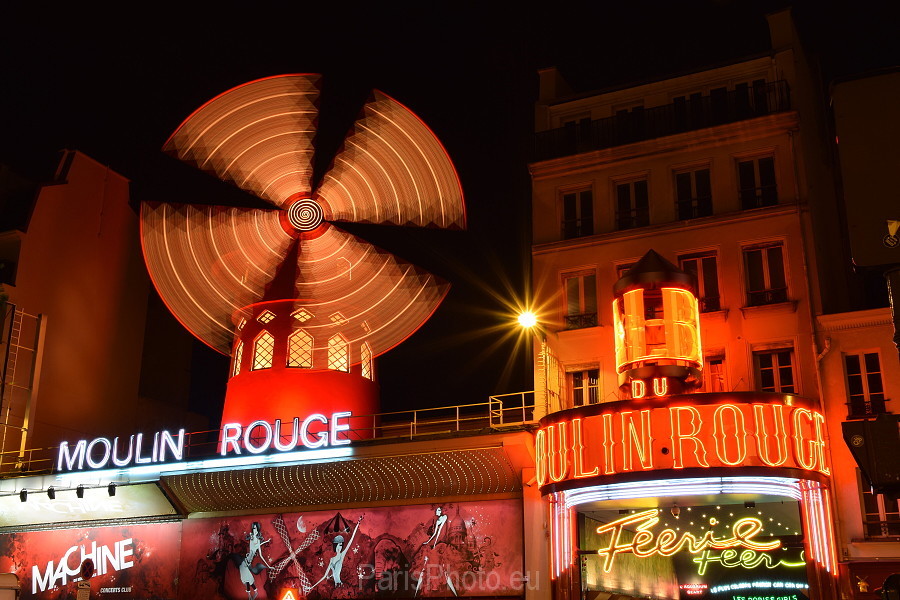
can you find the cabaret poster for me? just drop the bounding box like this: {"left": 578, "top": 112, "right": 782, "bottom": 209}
{"left": 0, "top": 521, "right": 181, "bottom": 599}
{"left": 179, "top": 499, "right": 524, "bottom": 599}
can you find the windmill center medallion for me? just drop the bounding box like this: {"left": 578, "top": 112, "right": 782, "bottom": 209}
{"left": 286, "top": 198, "right": 324, "bottom": 231}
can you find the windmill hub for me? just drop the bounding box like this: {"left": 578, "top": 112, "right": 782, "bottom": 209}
{"left": 286, "top": 198, "right": 324, "bottom": 231}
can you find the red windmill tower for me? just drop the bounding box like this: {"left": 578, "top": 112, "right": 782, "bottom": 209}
{"left": 140, "top": 74, "right": 465, "bottom": 440}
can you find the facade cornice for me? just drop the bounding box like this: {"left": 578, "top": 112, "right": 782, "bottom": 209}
{"left": 529, "top": 112, "right": 800, "bottom": 181}
{"left": 532, "top": 203, "right": 800, "bottom": 256}
{"left": 816, "top": 307, "right": 893, "bottom": 332}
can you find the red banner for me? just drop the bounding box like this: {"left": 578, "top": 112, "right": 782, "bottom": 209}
{"left": 179, "top": 499, "right": 525, "bottom": 599}
{"left": 0, "top": 521, "right": 181, "bottom": 599}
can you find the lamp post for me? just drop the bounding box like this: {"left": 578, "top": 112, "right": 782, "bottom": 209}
{"left": 516, "top": 311, "right": 552, "bottom": 419}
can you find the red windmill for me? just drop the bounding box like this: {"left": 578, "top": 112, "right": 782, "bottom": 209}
{"left": 141, "top": 74, "right": 466, "bottom": 440}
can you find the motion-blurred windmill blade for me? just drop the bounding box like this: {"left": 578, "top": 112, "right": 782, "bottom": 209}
{"left": 286, "top": 225, "right": 449, "bottom": 358}
{"left": 317, "top": 91, "right": 466, "bottom": 229}
{"left": 163, "top": 75, "right": 321, "bottom": 208}
{"left": 144, "top": 74, "right": 466, "bottom": 431}
{"left": 141, "top": 202, "right": 295, "bottom": 354}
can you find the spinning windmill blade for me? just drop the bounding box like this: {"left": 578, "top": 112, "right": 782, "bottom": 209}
{"left": 140, "top": 74, "right": 466, "bottom": 427}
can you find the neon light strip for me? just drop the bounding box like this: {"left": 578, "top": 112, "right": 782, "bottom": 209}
{"left": 54, "top": 447, "right": 354, "bottom": 486}
{"left": 563, "top": 477, "right": 802, "bottom": 510}
{"left": 822, "top": 486, "right": 838, "bottom": 574}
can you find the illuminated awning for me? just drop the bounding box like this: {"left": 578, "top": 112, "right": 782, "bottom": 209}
{"left": 162, "top": 446, "right": 520, "bottom": 513}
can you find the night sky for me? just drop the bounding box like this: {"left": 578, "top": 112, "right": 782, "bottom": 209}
{"left": 2, "top": 2, "right": 896, "bottom": 422}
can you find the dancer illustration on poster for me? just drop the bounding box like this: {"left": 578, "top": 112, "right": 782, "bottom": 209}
{"left": 233, "top": 522, "right": 272, "bottom": 600}
{"left": 414, "top": 545, "right": 458, "bottom": 597}
{"left": 309, "top": 515, "right": 363, "bottom": 590}
{"left": 422, "top": 507, "right": 448, "bottom": 549}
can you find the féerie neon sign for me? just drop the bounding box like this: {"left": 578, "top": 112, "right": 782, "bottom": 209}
{"left": 595, "top": 509, "right": 794, "bottom": 574}
{"left": 56, "top": 412, "right": 353, "bottom": 472}
{"left": 535, "top": 396, "right": 829, "bottom": 488}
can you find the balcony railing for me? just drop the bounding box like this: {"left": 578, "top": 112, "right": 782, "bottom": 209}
{"left": 562, "top": 217, "right": 593, "bottom": 239}
{"left": 746, "top": 287, "right": 789, "bottom": 306}
{"left": 533, "top": 80, "right": 791, "bottom": 162}
{"left": 740, "top": 185, "right": 778, "bottom": 209}
{"left": 676, "top": 196, "right": 713, "bottom": 220}
{"left": 864, "top": 518, "right": 900, "bottom": 538}
{"left": 565, "top": 312, "right": 598, "bottom": 330}
{"left": 699, "top": 295, "right": 721, "bottom": 313}
{"left": 847, "top": 397, "right": 889, "bottom": 420}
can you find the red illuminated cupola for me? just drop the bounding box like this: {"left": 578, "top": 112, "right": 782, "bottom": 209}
{"left": 612, "top": 249, "right": 702, "bottom": 396}
{"left": 140, "top": 75, "right": 466, "bottom": 437}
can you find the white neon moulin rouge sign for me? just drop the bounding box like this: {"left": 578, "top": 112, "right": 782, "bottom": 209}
{"left": 535, "top": 397, "right": 829, "bottom": 488}
{"left": 56, "top": 412, "right": 352, "bottom": 472}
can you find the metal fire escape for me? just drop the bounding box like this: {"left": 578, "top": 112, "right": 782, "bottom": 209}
{"left": 0, "top": 302, "right": 41, "bottom": 472}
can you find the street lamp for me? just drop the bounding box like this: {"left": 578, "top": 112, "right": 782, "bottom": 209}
{"left": 517, "top": 311, "right": 537, "bottom": 329}
{"left": 516, "top": 311, "right": 553, "bottom": 418}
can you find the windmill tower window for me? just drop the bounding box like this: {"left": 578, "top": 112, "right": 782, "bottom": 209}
{"left": 232, "top": 342, "right": 244, "bottom": 377}
{"left": 287, "top": 329, "right": 313, "bottom": 368}
{"left": 361, "top": 343, "right": 373, "bottom": 380}
{"left": 328, "top": 334, "right": 349, "bottom": 372}
{"left": 292, "top": 308, "right": 313, "bottom": 323}
{"left": 257, "top": 310, "right": 276, "bottom": 324}
{"left": 253, "top": 331, "right": 275, "bottom": 370}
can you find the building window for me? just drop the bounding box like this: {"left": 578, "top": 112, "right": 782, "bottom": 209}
{"left": 754, "top": 348, "right": 795, "bottom": 393}
{"left": 615, "top": 179, "right": 649, "bottom": 230}
{"left": 361, "top": 343, "right": 373, "bottom": 380}
{"left": 287, "top": 329, "right": 313, "bottom": 368}
{"left": 563, "top": 271, "right": 597, "bottom": 330}
{"left": 615, "top": 262, "right": 635, "bottom": 281}
{"left": 679, "top": 252, "right": 720, "bottom": 312}
{"left": 737, "top": 156, "right": 777, "bottom": 209}
{"left": 328, "top": 334, "right": 349, "bottom": 372}
{"left": 561, "top": 189, "right": 594, "bottom": 239}
{"left": 860, "top": 470, "right": 900, "bottom": 537}
{"left": 702, "top": 355, "right": 727, "bottom": 392}
{"left": 570, "top": 369, "right": 599, "bottom": 406}
{"left": 675, "top": 168, "right": 712, "bottom": 220}
{"left": 846, "top": 352, "right": 887, "bottom": 418}
{"left": 743, "top": 243, "right": 787, "bottom": 306}
{"left": 252, "top": 331, "right": 275, "bottom": 370}
{"left": 232, "top": 342, "right": 243, "bottom": 378}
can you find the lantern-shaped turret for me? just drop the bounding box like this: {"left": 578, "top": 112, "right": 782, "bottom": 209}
{"left": 613, "top": 250, "right": 702, "bottom": 396}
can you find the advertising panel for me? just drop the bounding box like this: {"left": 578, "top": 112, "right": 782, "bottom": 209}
{"left": 0, "top": 521, "right": 181, "bottom": 599}
{"left": 179, "top": 499, "right": 524, "bottom": 599}
{"left": 580, "top": 501, "right": 809, "bottom": 600}
{"left": 0, "top": 484, "right": 177, "bottom": 529}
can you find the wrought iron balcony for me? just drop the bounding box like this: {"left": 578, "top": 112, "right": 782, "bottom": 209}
{"left": 533, "top": 80, "right": 791, "bottom": 162}
{"left": 564, "top": 312, "right": 598, "bottom": 330}
{"left": 746, "top": 287, "right": 788, "bottom": 307}
{"left": 847, "top": 397, "right": 888, "bottom": 420}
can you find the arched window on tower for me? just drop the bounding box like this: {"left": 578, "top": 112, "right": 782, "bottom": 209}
{"left": 232, "top": 342, "right": 243, "bottom": 377}
{"left": 253, "top": 331, "right": 275, "bottom": 370}
{"left": 361, "top": 342, "right": 373, "bottom": 380}
{"left": 328, "top": 334, "right": 349, "bottom": 372}
{"left": 287, "top": 329, "right": 313, "bottom": 368}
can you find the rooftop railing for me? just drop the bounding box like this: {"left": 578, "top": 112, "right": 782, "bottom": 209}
{"left": 0, "top": 393, "right": 538, "bottom": 477}
{"left": 533, "top": 80, "right": 791, "bottom": 162}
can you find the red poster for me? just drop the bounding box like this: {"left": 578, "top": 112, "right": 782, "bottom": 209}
{"left": 0, "top": 521, "right": 181, "bottom": 599}
{"left": 179, "top": 499, "right": 524, "bottom": 599}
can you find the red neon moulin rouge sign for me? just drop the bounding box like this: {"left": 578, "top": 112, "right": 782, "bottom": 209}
{"left": 535, "top": 393, "right": 829, "bottom": 490}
